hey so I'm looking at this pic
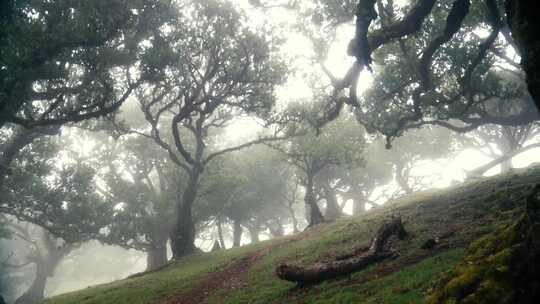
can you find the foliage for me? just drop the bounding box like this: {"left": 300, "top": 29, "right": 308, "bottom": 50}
{"left": 0, "top": 132, "right": 112, "bottom": 244}
{"left": 0, "top": 0, "right": 174, "bottom": 128}
{"left": 290, "top": 0, "right": 539, "bottom": 144}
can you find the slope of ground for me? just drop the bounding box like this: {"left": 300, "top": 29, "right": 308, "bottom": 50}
{"left": 42, "top": 165, "right": 540, "bottom": 304}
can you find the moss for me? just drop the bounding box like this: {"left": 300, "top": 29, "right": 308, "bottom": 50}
{"left": 426, "top": 212, "right": 540, "bottom": 304}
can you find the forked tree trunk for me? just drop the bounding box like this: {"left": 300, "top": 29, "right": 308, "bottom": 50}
{"left": 276, "top": 217, "right": 408, "bottom": 284}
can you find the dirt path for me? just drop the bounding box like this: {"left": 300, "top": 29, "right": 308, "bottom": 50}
{"left": 162, "top": 239, "right": 295, "bottom": 304}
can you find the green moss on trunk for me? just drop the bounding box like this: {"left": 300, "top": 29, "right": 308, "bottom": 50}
{"left": 426, "top": 186, "right": 540, "bottom": 303}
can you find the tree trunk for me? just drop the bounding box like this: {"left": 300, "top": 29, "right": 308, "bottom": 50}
{"left": 15, "top": 263, "right": 48, "bottom": 304}
{"left": 217, "top": 216, "right": 226, "bottom": 249}
{"left": 268, "top": 219, "right": 284, "bottom": 237}
{"left": 15, "top": 245, "right": 65, "bottom": 304}
{"left": 232, "top": 219, "right": 243, "bottom": 247}
{"left": 505, "top": 0, "right": 540, "bottom": 110}
{"left": 146, "top": 238, "right": 168, "bottom": 271}
{"left": 395, "top": 163, "right": 412, "bottom": 194}
{"left": 170, "top": 169, "right": 200, "bottom": 259}
{"left": 322, "top": 183, "right": 341, "bottom": 220}
{"left": 276, "top": 217, "right": 408, "bottom": 284}
{"left": 305, "top": 174, "right": 324, "bottom": 227}
{"left": 286, "top": 202, "right": 299, "bottom": 233}
{"left": 352, "top": 198, "right": 366, "bottom": 215}
{"left": 248, "top": 226, "right": 259, "bottom": 244}
{"left": 500, "top": 157, "right": 513, "bottom": 173}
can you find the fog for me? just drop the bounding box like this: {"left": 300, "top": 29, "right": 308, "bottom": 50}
{"left": 2, "top": 0, "right": 540, "bottom": 303}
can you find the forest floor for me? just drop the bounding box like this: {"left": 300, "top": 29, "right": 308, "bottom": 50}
{"left": 42, "top": 165, "right": 540, "bottom": 304}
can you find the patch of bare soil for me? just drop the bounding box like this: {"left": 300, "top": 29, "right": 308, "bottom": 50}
{"left": 161, "top": 237, "right": 297, "bottom": 304}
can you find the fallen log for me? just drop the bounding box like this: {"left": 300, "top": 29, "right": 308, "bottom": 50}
{"left": 276, "top": 217, "right": 408, "bottom": 284}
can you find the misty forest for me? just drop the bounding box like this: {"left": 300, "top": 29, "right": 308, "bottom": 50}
{"left": 1, "top": 0, "right": 540, "bottom": 303}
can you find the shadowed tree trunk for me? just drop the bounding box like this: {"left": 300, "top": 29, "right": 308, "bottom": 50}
{"left": 232, "top": 219, "right": 243, "bottom": 247}
{"left": 170, "top": 169, "right": 200, "bottom": 259}
{"left": 506, "top": 0, "right": 540, "bottom": 109}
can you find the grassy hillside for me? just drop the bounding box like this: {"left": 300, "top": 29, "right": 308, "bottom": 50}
{"left": 42, "top": 166, "right": 540, "bottom": 304}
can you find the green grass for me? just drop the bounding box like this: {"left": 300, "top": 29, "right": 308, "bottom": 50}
{"left": 42, "top": 165, "right": 540, "bottom": 304}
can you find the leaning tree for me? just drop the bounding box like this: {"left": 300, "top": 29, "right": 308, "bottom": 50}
{"left": 131, "top": 0, "right": 287, "bottom": 258}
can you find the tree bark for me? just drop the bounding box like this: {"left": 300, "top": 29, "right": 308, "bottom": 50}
{"left": 170, "top": 169, "right": 200, "bottom": 259}
{"left": 505, "top": 0, "right": 540, "bottom": 110}
{"left": 232, "top": 219, "right": 243, "bottom": 247}
{"left": 305, "top": 173, "right": 324, "bottom": 227}
{"left": 146, "top": 238, "right": 168, "bottom": 271}
{"left": 276, "top": 217, "right": 408, "bottom": 284}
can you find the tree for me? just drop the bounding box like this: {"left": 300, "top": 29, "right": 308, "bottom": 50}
{"left": 97, "top": 135, "right": 176, "bottom": 271}
{"left": 280, "top": 0, "right": 540, "bottom": 144}
{"left": 132, "top": 0, "right": 286, "bottom": 258}
{"left": 1, "top": 222, "right": 75, "bottom": 304}
{"left": 331, "top": 142, "right": 394, "bottom": 214}
{"left": 0, "top": 133, "right": 112, "bottom": 244}
{"left": 271, "top": 110, "right": 365, "bottom": 226}
{"left": 0, "top": 0, "right": 173, "bottom": 129}
{"left": 0, "top": 0, "right": 173, "bottom": 192}
{"left": 198, "top": 145, "right": 292, "bottom": 247}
